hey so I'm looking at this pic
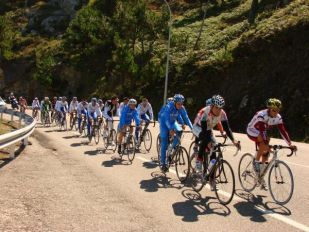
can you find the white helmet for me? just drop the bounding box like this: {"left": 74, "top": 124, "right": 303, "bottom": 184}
{"left": 128, "top": 99, "right": 137, "bottom": 105}
{"left": 212, "top": 95, "right": 225, "bottom": 108}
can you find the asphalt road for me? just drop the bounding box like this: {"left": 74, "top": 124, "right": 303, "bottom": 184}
{"left": 0, "top": 118, "right": 308, "bottom": 232}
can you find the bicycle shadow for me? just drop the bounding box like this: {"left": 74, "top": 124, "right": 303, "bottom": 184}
{"left": 71, "top": 141, "right": 89, "bottom": 147}
{"left": 63, "top": 135, "right": 80, "bottom": 139}
{"left": 234, "top": 189, "right": 291, "bottom": 222}
{"left": 139, "top": 171, "right": 183, "bottom": 192}
{"left": 172, "top": 189, "right": 231, "bottom": 222}
{"left": 84, "top": 150, "right": 98, "bottom": 156}
{"left": 142, "top": 161, "right": 157, "bottom": 169}
{"left": 101, "top": 157, "right": 131, "bottom": 167}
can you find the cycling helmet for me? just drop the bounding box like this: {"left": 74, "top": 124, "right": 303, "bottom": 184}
{"left": 62, "top": 96, "right": 66, "bottom": 100}
{"left": 35, "top": 97, "right": 38, "bottom": 100}
{"left": 73, "top": 97, "right": 77, "bottom": 101}
{"left": 91, "top": 97, "right": 97, "bottom": 102}
{"left": 266, "top": 98, "right": 282, "bottom": 109}
{"left": 212, "top": 95, "right": 225, "bottom": 108}
{"left": 98, "top": 99, "right": 103, "bottom": 104}
{"left": 173, "top": 94, "right": 185, "bottom": 103}
{"left": 167, "top": 97, "right": 174, "bottom": 103}
{"left": 205, "top": 98, "right": 212, "bottom": 106}
{"left": 128, "top": 99, "right": 137, "bottom": 105}
{"left": 19, "top": 96, "right": 23, "bottom": 100}
{"left": 44, "top": 97, "right": 49, "bottom": 101}
{"left": 58, "top": 97, "right": 62, "bottom": 101}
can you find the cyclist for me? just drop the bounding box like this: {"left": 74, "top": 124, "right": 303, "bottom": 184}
{"left": 69, "top": 97, "right": 79, "bottom": 127}
{"left": 192, "top": 98, "right": 227, "bottom": 154}
{"left": 19, "top": 96, "right": 28, "bottom": 113}
{"left": 158, "top": 97, "right": 174, "bottom": 123}
{"left": 32, "top": 97, "right": 41, "bottom": 118}
{"left": 98, "top": 99, "right": 104, "bottom": 112}
{"left": 118, "top": 97, "right": 129, "bottom": 116}
{"left": 117, "top": 99, "right": 140, "bottom": 156}
{"left": 41, "top": 97, "right": 52, "bottom": 123}
{"left": 135, "top": 98, "right": 154, "bottom": 143}
{"left": 9, "top": 93, "right": 19, "bottom": 110}
{"left": 56, "top": 96, "right": 69, "bottom": 125}
{"left": 247, "top": 98, "right": 297, "bottom": 190}
{"left": 87, "top": 98, "right": 103, "bottom": 136}
{"left": 195, "top": 95, "right": 240, "bottom": 190}
{"left": 51, "top": 96, "right": 58, "bottom": 119}
{"left": 77, "top": 99, "right": 88, "bottom": 131}
{"left": 103, "top": 96, "right": 119, "bottom": 138}
{"left": 159, "top": 94, "right": 193, "bottom": 172}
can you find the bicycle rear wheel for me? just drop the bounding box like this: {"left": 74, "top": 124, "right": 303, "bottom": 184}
{"left": 143, "top": 129, "right": 152, "bottom": 152}
{"left": 268, "top": 160, "right": 294, "bottom": 205}
{"left": 175, "top": 146, "right": 190, "bottom": 182}
{"left": 214, "top": 160, "right": 235, "bottom": 205}
{"left": 238, "top": 153, "right": 257, "bottom": 192}
{"left": 94, "top": 127, "right": 100, "bottom": 144}
{"left": 156, "top": 134, "right": 161, "bottom": 158}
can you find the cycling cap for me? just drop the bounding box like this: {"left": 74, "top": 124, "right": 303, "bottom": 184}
{"left": 212, "top": 95, "right": 225, "bottom": 108}
{"left": 205, "top": 98, "right": 212, "bottom": 106}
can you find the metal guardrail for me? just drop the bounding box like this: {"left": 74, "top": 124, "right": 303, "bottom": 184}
{"left": 0, "top": 106, "right": 36, "bottom": 158}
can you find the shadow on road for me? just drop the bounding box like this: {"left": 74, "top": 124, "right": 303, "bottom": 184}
{"left": 84, "top": 150, "right": 98, "bottom": 156}
{"left": 102, "top": 157, "right": 131, "bottom": 167}
{"left": 172, "top": 189, "right": 231, "bottom": 222}
{"left": 0, "top": 144, "right": 25, "bottom": 169}
{"left": 139, "top": 171, "right": 184, "bottom": 192}
{"left": 71, "top": 141, "right": 89, "bottom": 147}
{"left": 142, "top": 161, "right": 157, "bottom": 169}
{"left": 265, "top": 202, "right": 291, "bottom": 215}
{"left": 63, "top": 135, "right": 80, "bottom": 139}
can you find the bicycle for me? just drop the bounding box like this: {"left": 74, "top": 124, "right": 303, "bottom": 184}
{"left": 88, "top": 117, "right": 102, "bottom": 144}
{"left": 189, "top": 134, "right": 227, "bottom": 172}
{"left": 41, "top": 110, "right": 51, "bottom": 127}
{"left": 102, "top": 119, "right": 118, "bottom": 151}
{"left": 190, "top": 142, "right": 240, "bottom": 205}
{"left": 58, "top": 112, "right": 67, "bottom": 131}
{"left": 158, "top": 131, "right": 191, "bottom": 182}
{"left": 32, "top": 108, "right": 40, "bottom": 121}
{"left": 238, "top": 145, "right": 296, "bottom": 205}
{"left": 70, "top": 110, "right": 78, "bottom": 130}
{"left": 118, "top": 125, "right": 136, "bottom": 162}
{"left": 136, "top": 121, "right": 155, "bottom": 152}
{"left": 79, "top": 114, "right": 88, "bottom": 137}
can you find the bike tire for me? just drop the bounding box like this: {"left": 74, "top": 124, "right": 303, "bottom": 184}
{"left": 126, "top": 136, "right": 136, "bottom": 162}
{"left": 94, "top": 127, "right": 100, "bottom": 144}
{"left": 175, "top": 146, "right": 190, "bottom": 182}
{"left": 238, "top": 153, "right": 257, "bottom": 192}
{"left": 214, "top": 159, "right": 235, "bottom": 205}
{"left": 156, "top": 135, "right": 161, "bottom": 162}
{"left": 268, "top": 160, "right": 294, "bottom": 205}
{"left": 143, "top": 129, "right": 152, "bottom": 152}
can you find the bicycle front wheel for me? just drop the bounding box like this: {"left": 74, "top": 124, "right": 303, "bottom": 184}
{"left": 156, "top": 134, "right": 161, "bottom": 158}
{"left": 126, "top": 136, "right": 136, "bottom": 162}
{"left": 214, "top": 160, "right": 235, "bottom": 205}
{"left": 268, "top": 160, "right": 294, "bottom": 205}
{"left": 143, "top": 129, "right": 152, "bottom": 152}
{"left": 94, "top": 128, "right": 100, "bottom": 144}
{"left": 175, "top": 146, "right": 190, "bottom": 182}
{"left": 238, "top": 153, "right": 257, "bottom": 192}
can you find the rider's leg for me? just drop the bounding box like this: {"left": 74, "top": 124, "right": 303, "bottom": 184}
{"left": 172, "top": 122, "right": 182, "bottom": 149}
{"left": 159, "top": 125, "right": 169, "bottom": 166}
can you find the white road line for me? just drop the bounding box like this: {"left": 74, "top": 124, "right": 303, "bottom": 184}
{"left": 135, "top": 155, "right": 309, "bottom": 232}
{"left": 285, "top": 161, "right": 309, "bottom": 169}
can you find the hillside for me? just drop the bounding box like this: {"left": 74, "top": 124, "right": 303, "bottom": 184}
{"left": 0, "top": 0, "right": 308, "bottom": 141}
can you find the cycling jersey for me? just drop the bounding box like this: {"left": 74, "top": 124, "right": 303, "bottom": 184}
{"left": 51, "top": 100, "right": 57, "bottom": 109}
{"left": 103, "top": 100, "right": 119, "bottom": 120}
{"left": 87, "top": 103, "right": 102, "bottom": 118}
{"left": 247, "top": 109, "right": 291, "bottom": 145}
{"left": 118, "top": 102, "right": 127, "bottom": 117}
{"left": 119, "top": 105, "right": 140, "bottom": 128}
{"left": 137, "top": 102, "right": 154, "bottom": 121}
{"left": 56, "top": 101, "right": 68, "bottom": 113}
{"left": 77, "top": 102, "right": 88, "bottom": 115}
{"left": 69, "top": 100, "right": 78, "bottom": 113}
{"left": 41, "top": 101, "right": 51, "bottom": 111}
{"left": 32, "top": 100, "right": 40, "bottom": 109}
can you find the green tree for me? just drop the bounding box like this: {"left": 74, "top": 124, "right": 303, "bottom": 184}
{"left": 0, "top": 14, "right": 15, "bottom": 61}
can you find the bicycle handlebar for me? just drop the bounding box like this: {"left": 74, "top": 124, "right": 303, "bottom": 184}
{"left": 269, "top": 145, "right": 296, "bottom": 157}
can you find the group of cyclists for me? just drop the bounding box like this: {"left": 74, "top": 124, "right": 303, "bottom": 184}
{"left": 9, "top": 91, "right": 297, "bottom": 192}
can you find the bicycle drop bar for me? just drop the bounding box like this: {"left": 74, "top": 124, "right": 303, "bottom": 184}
{"left": 269, "top": 145, "right": 295, "bottom": 157}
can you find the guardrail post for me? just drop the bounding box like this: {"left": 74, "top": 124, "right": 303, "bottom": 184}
{"left": 8, "top": 145, "right": 15, "bottom": 159}
{"left": 11, "top": 111, "right": 13, "bottom": 122}
{"left": 19, "top": 114, "right": 22, "bottom": 126}
{"left": 0, "top": 111, "right": 3, "bottom": 120}
{"left": 22, "top": 137, "right": 28, "bottom": 146}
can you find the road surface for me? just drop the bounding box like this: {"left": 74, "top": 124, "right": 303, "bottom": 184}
{"left": 0, "top": 119, "right": 308, "bottom": 231}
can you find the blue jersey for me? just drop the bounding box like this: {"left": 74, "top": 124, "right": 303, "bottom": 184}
{"left": 119, "top": 105, "right": 140, "bottom": 128}
{"left": 160, "top": 102, "right": 193, "bottom": 130}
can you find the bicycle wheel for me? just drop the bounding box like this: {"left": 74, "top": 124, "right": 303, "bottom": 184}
{"left": 268, "top": 160, "right": 294, "bottom": 205}
{"left": 175, "top": 146, "right": 190, "bottom": 182}
{"left": 238, "top": 153, "right": 257, "bottom": 192}
{"left": 63, "top": 119, "right": 67, "bottom": 131}
{"left": 113, "top": 130, "right": 119, "bottom": 153}
{"left": 83, "top": 123, "right": 88, "bottom": 137}
{"left": 143, "top": 129, "right": 152, "bottom": 152}
{"left": 156, "top": 134, "right": 161, "bottom": 157}
{"left": 214, "top": 160, "right": 235, "bottom": 205}
{"left": 126, "top": 136, "right": 136, "bottom": 162}
{"left": 94, "top": 127, "right": 100, "bottom": 144}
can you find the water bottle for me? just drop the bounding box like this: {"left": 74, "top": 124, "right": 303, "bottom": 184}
{"left": 208, "top": 159, "right": 216, "bottom": 173}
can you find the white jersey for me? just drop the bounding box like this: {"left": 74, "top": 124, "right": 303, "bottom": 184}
{"left": 32, "top": 100, "right": 40, "bottom": 109}
{"left": 137, "top": 102, "right": 154, "bottom": 120}
{"left": 56, "top": 101, "right": 68, "bottom": 112}
{"left": 199, "top": 106, "right": 227, "bottom": 130}
{"left": 69, "top": 100, "right": 79, "bottom": 113}
{"left": 87, "top": 103, "right": 102, "bottom": 117}
{"left": 77, "top": 102, "right": 88, "bottom": 115}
